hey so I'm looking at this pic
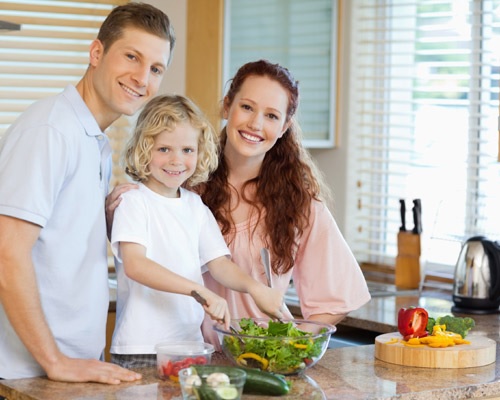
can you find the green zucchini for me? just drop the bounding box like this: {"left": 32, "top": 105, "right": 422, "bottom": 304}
{"left": 191, "top": 365, "right": 291, "bottom": 396}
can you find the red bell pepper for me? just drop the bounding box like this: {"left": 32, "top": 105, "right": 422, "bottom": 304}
{"left": 397, "top": 307, "right": 429, "bottom": 341}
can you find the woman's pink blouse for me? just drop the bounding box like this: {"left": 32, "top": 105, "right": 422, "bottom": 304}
{"left": 202, "top": 200, "right": 371, "bottom": 344}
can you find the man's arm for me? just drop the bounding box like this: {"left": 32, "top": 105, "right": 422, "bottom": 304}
{"left": 0, "top": 215, "right": 141, "bottom": 384}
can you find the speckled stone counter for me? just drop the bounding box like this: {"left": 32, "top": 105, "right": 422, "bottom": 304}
{"left": 2, "top": 294, "right": 500, "bottom": 400}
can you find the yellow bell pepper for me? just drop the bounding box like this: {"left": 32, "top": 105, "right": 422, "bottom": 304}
{"left": 236, "top": 352, "right": 269, "bottom": 370}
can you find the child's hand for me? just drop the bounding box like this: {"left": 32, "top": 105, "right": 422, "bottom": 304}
{"left": 251, "top": 285, "right": 285, "bottom": 321}
{"left": 196, "top": 290, "right": 230, "bottom": 329}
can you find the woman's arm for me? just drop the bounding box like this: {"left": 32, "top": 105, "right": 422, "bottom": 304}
{"left": 206, "top": 256, "right": 284, "bottom": 320}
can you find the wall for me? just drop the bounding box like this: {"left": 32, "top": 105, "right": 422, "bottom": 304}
{"left": 139, "top": 0, "right": 187, "bottom": 96}
{"left": 141, "top": 0, "right": 352, "bottom": 235}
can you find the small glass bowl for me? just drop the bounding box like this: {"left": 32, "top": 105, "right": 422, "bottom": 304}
{"left": 155, "top": 341, "right": 214, "bottom": 381}
{"left": 178, "top": 366, "right": 247, "bottom": 400}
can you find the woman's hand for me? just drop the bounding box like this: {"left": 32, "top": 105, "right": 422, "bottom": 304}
{"left": 249, "top": 285, "right": 285, "bottom": 321}
{"left": 105, "top": 183, "right": 138, "bottom": 239}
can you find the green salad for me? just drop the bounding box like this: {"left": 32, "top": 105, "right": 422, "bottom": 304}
{"left": 222, "top": 318, "right": 330, "bottom": 374}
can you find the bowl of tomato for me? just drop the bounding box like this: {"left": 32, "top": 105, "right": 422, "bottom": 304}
{"left": 155, "top": 341, "right": 214, "bottom": 381}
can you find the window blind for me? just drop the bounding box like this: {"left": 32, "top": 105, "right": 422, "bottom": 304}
{"left": 224, "top": 0, "right": 338, "bottom": 147}
{"left": 347, "top": 0, "right": 500, "bottom": 273}
{"left": 0, "top": 0, "right": 130, "bottom": 187}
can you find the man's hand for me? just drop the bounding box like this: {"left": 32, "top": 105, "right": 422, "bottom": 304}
{"left": 106, "top": 183, "right": 138, "bottom": 239}
{"left": 45, "top": 356, "right": 142, "bottom": 384}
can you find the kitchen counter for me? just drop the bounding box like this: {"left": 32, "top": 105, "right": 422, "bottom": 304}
{"left": 2, "top": 293, "right": 500, "bottom": 400}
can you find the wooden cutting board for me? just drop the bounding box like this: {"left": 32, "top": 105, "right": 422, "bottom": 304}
{"left": 375, "top": 332, "right": 496, "bottom": 368}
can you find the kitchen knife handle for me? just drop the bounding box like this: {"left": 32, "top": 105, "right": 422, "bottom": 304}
{"left": 191, "top": 290, "right": 208, "bottom": 306}
{"left": 412, "top": 199, "right": 422, "bottom": 234}
{"left": 399, "top": 199, "right": 406, "bottom": 231}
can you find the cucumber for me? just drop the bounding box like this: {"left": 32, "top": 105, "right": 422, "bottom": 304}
{"left": 191, "top": 365, "right": 291, "bottom": 396}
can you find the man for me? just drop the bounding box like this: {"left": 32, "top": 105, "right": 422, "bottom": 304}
{"left": 0, "top": 3, "right": 175, "bottom": 384}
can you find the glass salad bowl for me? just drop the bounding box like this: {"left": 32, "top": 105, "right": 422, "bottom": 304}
{"left": 214, "top": 318, "right": 335, "bottom": 375}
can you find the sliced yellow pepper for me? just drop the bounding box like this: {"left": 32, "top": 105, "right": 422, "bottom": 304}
{"left": 236, "top": 352, "right": 269, "bottom": 370}
{"left": 385, "top": 338, "right": 399, "bottom": 345}
{"left": 403, "top": 342, "right": 425, "bottom": 347}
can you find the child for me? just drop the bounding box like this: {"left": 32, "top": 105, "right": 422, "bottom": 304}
{"left": 110, "top": 94, "right": 283, "bottom": 368}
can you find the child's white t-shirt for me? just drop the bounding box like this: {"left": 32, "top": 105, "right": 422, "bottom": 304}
{"left": 110, "top": 183, "right": 230, "bottom": 354}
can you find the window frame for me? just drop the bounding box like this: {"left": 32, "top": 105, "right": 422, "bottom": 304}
{"left": 222, "top": 0, "right": 341, "bottom": 148}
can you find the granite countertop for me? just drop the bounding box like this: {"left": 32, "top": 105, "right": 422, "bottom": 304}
{"left": 2, "top": 293, "right": 500, "bottom": 400}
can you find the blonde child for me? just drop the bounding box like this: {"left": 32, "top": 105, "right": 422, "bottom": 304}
{"left": 110, "top": 94, "right": 283, "bottom": 368}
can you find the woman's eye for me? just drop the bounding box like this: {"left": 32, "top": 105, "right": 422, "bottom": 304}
{"left": 241, "top": 104, "right": 252, "bottom": 111}
{"left": 267, "top": 113, "right": 279, "bottom": 120}
{"left": 126, "top": 53, "right": 137, "bottom": 61}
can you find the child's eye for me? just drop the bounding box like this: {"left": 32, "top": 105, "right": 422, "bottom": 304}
{"left": 158, "top": 147, "right": 168, "bottom": 152}
{"left": 183, "top": 148, "right": 195, "bottom": 154}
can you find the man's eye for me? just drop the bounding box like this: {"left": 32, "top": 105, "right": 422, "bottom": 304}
{"left": 151, "top": 66, "right": 163, "bottom": 75}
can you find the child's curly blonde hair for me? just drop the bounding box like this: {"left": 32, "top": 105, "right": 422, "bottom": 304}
{"left": 123, "top": 94, "right": 219, "bottom": 187}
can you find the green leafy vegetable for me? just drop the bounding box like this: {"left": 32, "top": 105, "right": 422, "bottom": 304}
{"left": 222, "top": 318, "right": 329, "bottom": 374}
{"left": 426, "top": 315, "right": 475, "bottom": 338}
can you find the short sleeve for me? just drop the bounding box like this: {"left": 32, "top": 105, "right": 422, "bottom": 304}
{"left": 292, "top": 201, "right": 371, "bottom": 318}
{"left": 198, "top": 204, "right": 230, "bottom": 271}
{"left": 0, "top": 125, "right": 71, "bottom": 227}
{"left": 111, "top": 191, "right": 149, "bottom": 263}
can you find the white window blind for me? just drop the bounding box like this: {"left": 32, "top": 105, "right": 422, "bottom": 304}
{"left": 347, "top": 0, "right": 500, "bottom": 274}
{"left": 224, "top": 0, "right": 338, "bottom": 148}
{"left": 0, "top": 0, "right": 130, "bottom": 187}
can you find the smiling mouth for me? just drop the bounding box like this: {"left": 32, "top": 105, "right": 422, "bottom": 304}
{"left": 164, "top": 170, "right": 184, "bottom": 176}
{"left": 240, "top": 131, "right": 263, "bottom": 143}
{"left": 120, "top": 83, "right": 142, "bottom": 97}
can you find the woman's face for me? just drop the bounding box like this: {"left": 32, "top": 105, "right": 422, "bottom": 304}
{"left": 223, "top": 75, "right": 290, "bottom": 162}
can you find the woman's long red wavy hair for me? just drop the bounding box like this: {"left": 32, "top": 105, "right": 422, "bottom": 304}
{"left": 195, "top": 60, "right": 329, "bottom": 274}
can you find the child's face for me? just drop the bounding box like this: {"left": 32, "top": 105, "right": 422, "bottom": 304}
{"left": 144, "top": 121, "right": 199, "bottom": 197}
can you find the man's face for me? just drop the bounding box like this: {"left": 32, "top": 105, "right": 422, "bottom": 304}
{"left": 86, "top": 28, "right": 171, "bottom": 129}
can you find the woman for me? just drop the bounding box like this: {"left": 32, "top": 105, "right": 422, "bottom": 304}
{"left": 192, "top": 60, "right": 371, "bottom": 345}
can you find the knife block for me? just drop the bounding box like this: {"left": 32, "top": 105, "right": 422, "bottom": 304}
{"left": 395, "top": 231, "right": 421, "bottom": 289}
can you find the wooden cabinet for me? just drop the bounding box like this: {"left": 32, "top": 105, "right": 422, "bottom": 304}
{"left": 105, "top": 305, "right": 116, "bottom": 362}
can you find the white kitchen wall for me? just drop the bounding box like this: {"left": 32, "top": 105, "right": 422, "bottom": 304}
{"left": 138, "top": 0, "right": 187, "bottom": 96}
{"left": 140, "top": 0, "right": 352, "bottom": 234}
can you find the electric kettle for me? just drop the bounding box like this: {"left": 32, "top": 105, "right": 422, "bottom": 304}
{"left": 452, "top": 236, "right": 500, "bottom": 314}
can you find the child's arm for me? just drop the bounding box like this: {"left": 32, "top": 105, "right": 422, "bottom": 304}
{"left": 120, "top": 241, "right": 230, "bottom": 326}
{"left": 206, "top": 256, "right": 284, "bottom": 320}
